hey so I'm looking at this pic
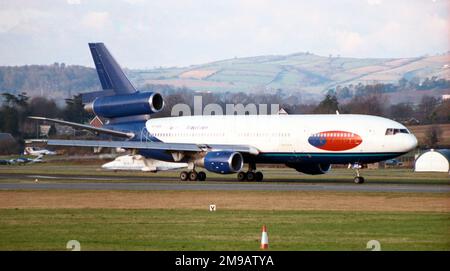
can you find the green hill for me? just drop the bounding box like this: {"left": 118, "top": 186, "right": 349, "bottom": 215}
{"left": 1, "top": 53, "right": 449, "bottom": 101}
{"left": 129, "top": 52, "right": 450, "bottom": 98}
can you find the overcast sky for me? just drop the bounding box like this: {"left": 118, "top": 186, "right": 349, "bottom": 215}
{"left": 0, "top": 0, "right": 448, "bottom": 68}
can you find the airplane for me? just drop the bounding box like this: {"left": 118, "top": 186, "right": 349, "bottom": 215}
{"left": 8, "top": 155, "right": 43, "bottom": 165}
{"left": 102, "top": 154, "right": 188, "bottom": 172}
{"left": 0, "top": 159, "right": 10, "bottom": 165}
{"left": 28, "top": 43, "right": 418, "bottom": 184}
{"left": 24, "top": 146, "right": 56, "bottom": 156}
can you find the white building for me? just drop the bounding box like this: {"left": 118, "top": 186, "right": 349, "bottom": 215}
{"left": 414, "top": 149, "right": 450, "bottom": 173}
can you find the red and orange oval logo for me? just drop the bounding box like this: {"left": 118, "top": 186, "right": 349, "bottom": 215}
{"left": 308, "top": 130, "right": 362, "bottom": 151}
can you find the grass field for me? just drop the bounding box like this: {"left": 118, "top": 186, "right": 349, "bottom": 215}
{"left": 0, "top": 209, "right": 448, "bottom": 251}
{"left": 0, "top": 163, "right": 448, "bottom": 251}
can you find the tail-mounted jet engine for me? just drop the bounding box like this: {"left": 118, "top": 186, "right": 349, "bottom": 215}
{"left": 84, "top": 92, "right": 164, "bottom": 119}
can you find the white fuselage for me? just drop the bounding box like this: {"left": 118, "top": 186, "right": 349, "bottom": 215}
{"left": 144, "top": 114, "right": 417, "bottom": 156}
{"left": 102, "top": 154, "right": 188, "bottom": 172}
{"left": 24, "top": 147, "right": 56, "bottom": 156}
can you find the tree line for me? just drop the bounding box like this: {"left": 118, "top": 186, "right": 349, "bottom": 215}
{"left": 146, "top": 84, "right": 449, "bottom": 125}
{"left": 0, "top": 63, "right": 99, "bottom": 100}
{"left": 0, "top": 93, "right": 92, "bottom": 153}
{"left": 328, "top": 77, "right": 450, "bottom": 99}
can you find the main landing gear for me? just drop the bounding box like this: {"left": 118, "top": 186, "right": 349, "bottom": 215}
{"left": 180, "top": 161, "right": 206, "bottom": 181}
{"left": 237, "top": 162, "right": 263, "bottom": 182}
{"left": 350, "top": 163, "right": 365, "bottom": 184}
{"left": 180, "top": 170, "right": 206, "bottom": 181}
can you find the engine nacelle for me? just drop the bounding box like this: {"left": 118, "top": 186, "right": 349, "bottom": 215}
{"left": 85, "top": 92, "right": 164, "bottom": 118}
{"left": 202, "top": 151, "right": 244, "bottom": 174}
{"left": 287, "top": 163, "right": 331, "bottom": 175}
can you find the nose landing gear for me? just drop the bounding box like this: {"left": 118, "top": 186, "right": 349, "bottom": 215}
{"left": 349, "top": 163, "right": 365, "bottom": 184}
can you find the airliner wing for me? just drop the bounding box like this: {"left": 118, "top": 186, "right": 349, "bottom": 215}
{"left": 28, "top": 139, "right": 260, "bottom": 155}
{"left": 28, "top": 116, "right": 134, "bottom": 138}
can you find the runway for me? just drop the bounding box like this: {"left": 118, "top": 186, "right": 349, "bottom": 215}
{"left": 0, "top": 173, "right": 448, "bottom": 193}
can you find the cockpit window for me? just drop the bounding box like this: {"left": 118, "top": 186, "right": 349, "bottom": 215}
{"left": 385, "top": 128, "right": 409, "bottom": 135}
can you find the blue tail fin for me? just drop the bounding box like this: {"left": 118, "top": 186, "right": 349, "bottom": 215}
{"left": 83, "top": 43, "right": 136, "bottom": 103}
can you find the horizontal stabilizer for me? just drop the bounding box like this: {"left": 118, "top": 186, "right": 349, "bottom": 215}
{"left": 43, "top": 139, "right": 202, "bottom": 152}
{"left": 28, "top": 116, "right": 134, "bottom": 138}
{"left": 25, "top": 139, "right": 260, "bottom": 155}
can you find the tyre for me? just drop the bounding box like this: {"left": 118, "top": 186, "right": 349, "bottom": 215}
{"left": 237, "top": 171, "right": 247, "bottom": 181}
{"left": 197, "top": 171, "right": 206, "bottom": 181}
{"left": 180, "top": 171, "right": 189, "bottom": 181}
{"left": 189, "top": 171, "right": 198, "bottom": 181}
{"left": 354, "top": 176, "right": 365, "bottom": 184}
{"left": 246, "top": 171, "right": 255, "bottom": 181}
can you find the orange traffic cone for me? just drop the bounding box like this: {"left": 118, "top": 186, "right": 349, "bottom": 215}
{"left": 260, "top": 225, "right": 269, "bottom": 249}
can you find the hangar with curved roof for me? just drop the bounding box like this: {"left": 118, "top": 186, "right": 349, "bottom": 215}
{"left": 414, "top": 149, "right": 450, "bottom": 173}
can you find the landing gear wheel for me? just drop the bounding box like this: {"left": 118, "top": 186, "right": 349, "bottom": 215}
{"left": 354, "top": 176, "right": 365, "bottom": 184}
{"left": 246, "top": 171, "right": 255, "bottom": 181}
{"left": 180, "top": 171, "right": 189, "bottom": 181}
{"left": 189, "top": 171, "right": 198, "bottom": 181}
{"left": 255, "top": 171, "right": 263, "bottom": 182}
{"left": 197, "top": 171, "right": 206, "bottom": 181}
{"left": 237, "top": 171, "right": 247, "bottom": 181}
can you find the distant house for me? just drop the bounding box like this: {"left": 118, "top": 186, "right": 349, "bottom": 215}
{"left": 39, "top": 125, "right": 51, "bottom": 137}
{"left": 442, "top": 94, "right": 450, "bottom": 101}
{"left": 404, "top": 118, "right": 420, "bottom": 125}
{"left": 89, "top": 116, "right": 104, "bottom": 128}
{"left": 415, "top": 149, "right": 450, "bottom": 173}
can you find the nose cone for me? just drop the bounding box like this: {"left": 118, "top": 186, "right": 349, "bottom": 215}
{"left": 401, "top": 134, "right": 418, "bottom": 152}
{"left": 392, "top": 134, "right": 418, "bottom": 153}
{"left": 410, "top": 134, "right": 418, "bottom": 150}
{"left": 101, "top": 161, "right": 114, "bottom": 169}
